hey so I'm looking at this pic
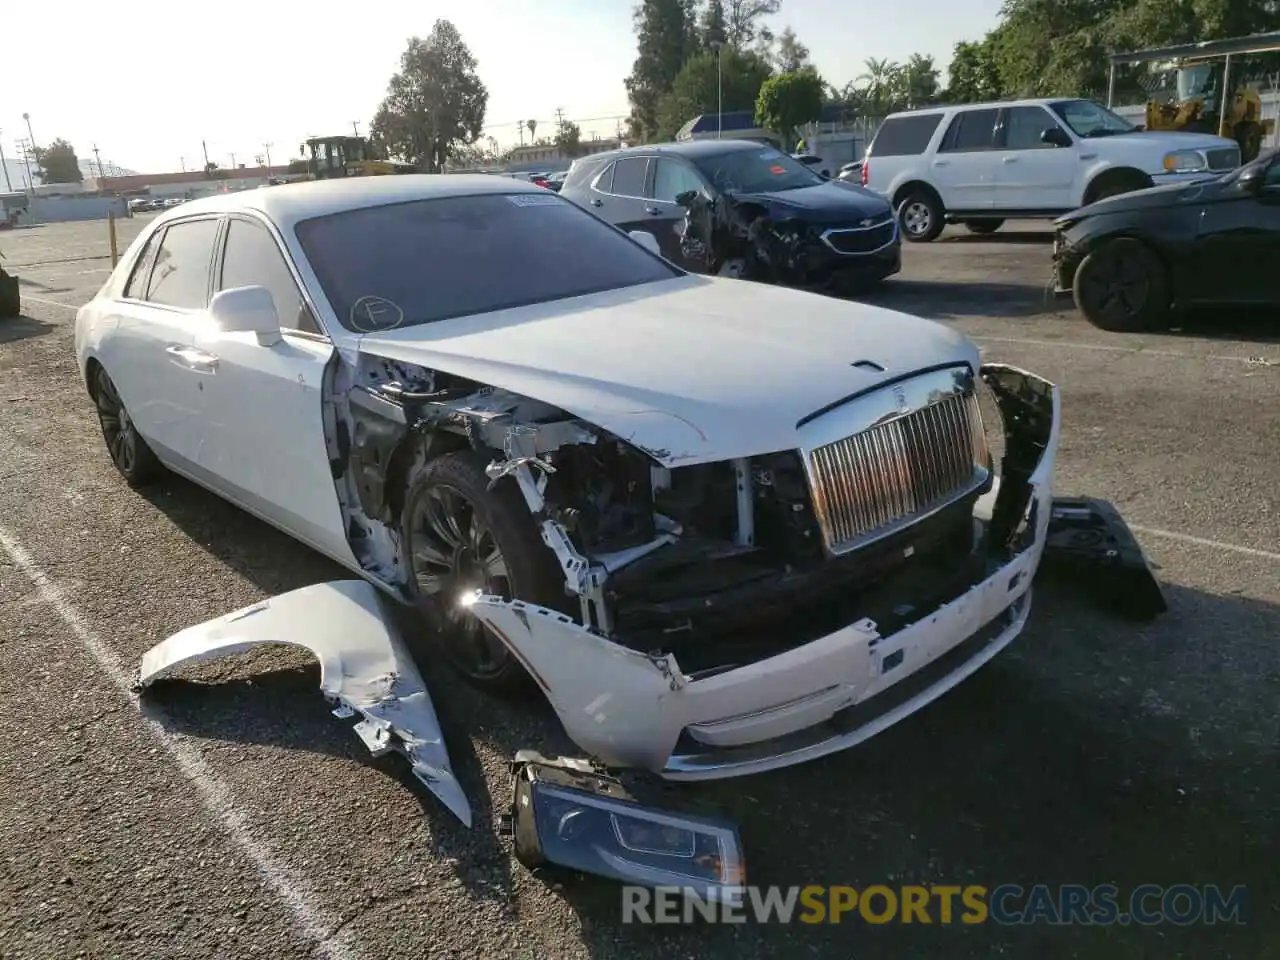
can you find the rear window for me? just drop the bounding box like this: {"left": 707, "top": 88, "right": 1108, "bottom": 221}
{"left": 868, "top": 114, "right": 943, "bottom": 157}
{"left": 295, "top": 192, "right": 681, "bottom": 333}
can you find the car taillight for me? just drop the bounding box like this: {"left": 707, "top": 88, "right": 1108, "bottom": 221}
{"left": 860, "top": 159, "right": 869, "bottom": 187}
{"left": 534, "top": 179, "right": 550, "bottom": 188}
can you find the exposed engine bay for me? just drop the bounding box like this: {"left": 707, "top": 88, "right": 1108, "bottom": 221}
{"left": 318, "top": 350, "right": 1048, "bottom": 677}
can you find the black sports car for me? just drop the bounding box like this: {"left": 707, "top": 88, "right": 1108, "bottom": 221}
{"left": 1052, "top": 149, "right": 1280, "bottom": 332}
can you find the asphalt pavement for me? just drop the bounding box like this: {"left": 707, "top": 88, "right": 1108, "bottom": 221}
{"left": 1, "top": 215, "right": 1277, "bottom": 959}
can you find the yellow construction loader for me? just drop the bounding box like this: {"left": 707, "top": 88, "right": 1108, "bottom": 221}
{"left": 1144, "top": 58, "right": 1275, "bottom": 162}
{"left": 301, "top": 136, "right": 418, "bottom": 180}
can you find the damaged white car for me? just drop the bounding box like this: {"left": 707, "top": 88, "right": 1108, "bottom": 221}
{"left": 78, "top": 175, "right": 1060, "bottom": 822}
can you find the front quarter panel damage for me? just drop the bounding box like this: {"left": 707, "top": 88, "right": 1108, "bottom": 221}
{"left": 136, "top": 580, "right": 472, "bottom": 827}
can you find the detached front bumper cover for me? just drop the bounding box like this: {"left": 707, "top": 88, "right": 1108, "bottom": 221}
{"left": 136, "top": 580, "right": 472, "bottom": 827}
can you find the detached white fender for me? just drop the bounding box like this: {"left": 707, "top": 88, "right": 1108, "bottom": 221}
{"left": 137, "top": 580, "right": 471, "bottom": 827}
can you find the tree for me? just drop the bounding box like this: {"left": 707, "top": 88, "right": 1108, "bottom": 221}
{"left": 555, "top": 120, "right": 585, "bottom": 156}
{"left": 625, "top": 0, "right": 698, "bottom": 142}
{"left": 943, "top": 39, "right": 1005, "bottom": 103}
{"left": 33, "top": 139, "right": 82, "bottom": 184}
{"left": 655, "top": 46, "right": 775, "bottom": 139}
{"left": 699, "top": 0, "right": 728, "bottom": 47}
{"left": 371, "top": 20, "right": 489, "bottom": 173}
{"left": 526, "top": 119, "right": 538, "bottom": 142}
{"left": 755, "top": 67, "right": 825, "bottom": 149}
{"left": 772, "top": 26, "right": 809, "bottom": 73}
{"left": 726, "top": 0, "right": 780, "bottom": 48}
{"left": 892, "top": 53, "right": 941, "bottom": 108}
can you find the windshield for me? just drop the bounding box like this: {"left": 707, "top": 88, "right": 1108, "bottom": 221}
{"left": 295, "top": 193, "right": 681, "bottom": 332}
{"left": 690, "top": 145, "right": 825, "bottom": 194}
{"left": 1176, "top": 64, "right": 1216, "bottom": 101}
{"left": 1049, "top": 100, "right": 1137, "bottom": 138}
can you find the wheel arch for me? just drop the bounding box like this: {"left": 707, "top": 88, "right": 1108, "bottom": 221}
{"left": 891, "top": 179, "right": 944, "bottom": 211}
{"left": 1083, "top": 167, "right": 1153, "bottom": 205}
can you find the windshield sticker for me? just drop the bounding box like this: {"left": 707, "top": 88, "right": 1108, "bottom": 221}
{"left": 506, "top": 193, "right": 562, "bottom": 207}
{"left": 769, "top": 164, "right": 786, "bottom": 174}
{"left": 349, "top": 295, "right": 405, "bottom": 333}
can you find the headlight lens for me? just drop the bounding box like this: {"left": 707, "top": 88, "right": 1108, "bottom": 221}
{"left": 509, "top": 755, "right": 746, "bottom": 898}
{"left": 1162, "top": 150, "right": 1208, "bottom": 173}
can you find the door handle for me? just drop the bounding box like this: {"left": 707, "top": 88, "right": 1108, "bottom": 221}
{"left": 165, "top": 343, "right": 219, "bottom": 372}
{"left": 933, "top": 160, "right": 949, "bottom": 167}
{"left": 1002, "top": 156, "right": 1017, "bottom": 163}
{"left": 589, "top": 198, "right": 603, "bottom": 207}
{"left": 645, "top": 206, "right": 662, "bottom": 215}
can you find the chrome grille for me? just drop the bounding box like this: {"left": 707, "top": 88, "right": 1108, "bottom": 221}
{"left": 1206, "top": 147, "right": 1240, "bottom": 171}
{"left": 808, "top": 389, "right": 989, "bottom": 554}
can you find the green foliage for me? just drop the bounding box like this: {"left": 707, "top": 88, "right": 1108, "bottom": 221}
{"left": 755, "top": 68, "right": 825, "bottom": 148}
{"left": 625, "top": 0, "right": 700, "bottom": 142}
{"left": 655, "top": 46, "right": 775, "bottom": 140}
{"left": 772, "top": 26, "right": 809, "bottom": 73}
{"left": 371, "top": 20, "right": 488, "bottom": 173}
{"left": 33, "top": 139, "right": 82, "bottom": 184}
{"left": 555, "top": 120, "right": 585, "bottom": 156}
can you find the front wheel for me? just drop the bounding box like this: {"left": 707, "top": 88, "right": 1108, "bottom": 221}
{"left": 91, "top": 366, "right": 163, "bottom": 486}
{"left": 897, "top": 191, "right": 945, "bottom": 243}
{"left": 1073, "top": 238, "right": 1170, "bottom": 333}
{"left": 400, "top": 450, "right": 562, "bottom": 693}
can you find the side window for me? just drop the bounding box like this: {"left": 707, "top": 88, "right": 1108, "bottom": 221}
{"left": 940, "top": 109, "right": 1000, "bottom": 153}
{"left": 1002, "top": 106, "right": 1059, "bottom": 150}
{"left": 652, "top": 158, "right": 705, "bottom": 203}
{"left": 593, "top": 162, "right": 615, "bottom": 193}
{"left": 123, "top": 231, "right": 161, "bottom": 300}
{"left": 145, "top": 218, "right": 220, "bottom": 309}
{"left": 608, "top": 157, "right": 650, "bottom": 197}
{"left": 218, "top": 218, "right": 318, "bottom": 334}
{"left": 869, "top": 114, "right": 943, "bottom": 157}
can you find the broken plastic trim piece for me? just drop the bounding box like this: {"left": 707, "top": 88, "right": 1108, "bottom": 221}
{"left": 136, "top": 580, "right": 472, "bottom": 827}
{"left": 505, "top": 750, "right": 745, "bottom": 897}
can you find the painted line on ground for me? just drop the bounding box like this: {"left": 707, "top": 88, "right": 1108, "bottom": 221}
{"left": 1130, "top": 524, "right": 1280, "bottom": 563}
{"left": 975, "top": 335, "right": 1278, "bottom": 367}
{"left": 0, "top": 525, "right": 365, "bottom": 960}
{"left": 21, "top": 294, "right": 79, "bottom": 311}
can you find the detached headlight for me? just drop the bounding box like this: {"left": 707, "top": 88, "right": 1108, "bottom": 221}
{"left": 506, "top": 751, "right": 745, "bottom": 898}
{"left": 1162, "top": 149, "right": 1208, "bottom": 174}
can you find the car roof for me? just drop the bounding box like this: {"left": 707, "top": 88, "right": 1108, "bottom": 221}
{"left": 884, "top": 97, "right": 1084, "bottom": 119}
{"left": 577, "top": 139, "right": 779, "bottom": 165}
{"left": 155, "top": 174, "right": 548, "bottom": 228}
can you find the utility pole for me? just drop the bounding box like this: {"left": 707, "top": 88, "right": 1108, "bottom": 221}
{"left": 230, "top": 152, "right": 237, "bottom": 169}
{"left": 22, "top": 112, "right": 37, "bottom": 158}
{"left": 202, "top": 140, "right": 210, "bottom": 170}
{"left": 92, "top": 144, "right": 104, "bottom": 181}
{"left": 0, "top": 132, "right": 11, "bottom": 192}
{"left": 16, "top": 137, "right": 34, "bottom": 192}
{"left": 555, "top": 107, "right": 567, "bottom": 138}
{"left": 180, "top": 156, "right": 186, "bottom": 172}
{"left": 263, "top": 142, "right": 273, "bottom": 169}
{"left": 351, "top": 121, "right": 360, "bottom": 136}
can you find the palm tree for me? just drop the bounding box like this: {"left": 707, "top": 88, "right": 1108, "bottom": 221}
{"left": 526, "top": 119, "right": 538, "bottom": 143}
{"left": 858, "top": 57, "right": 898, "bottom": 117}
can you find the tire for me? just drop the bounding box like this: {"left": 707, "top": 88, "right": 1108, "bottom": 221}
{"left": 400, "top": 449, "right": 563, "bottom": 693}
{"left": 1072, "top": 238, "right": 1170, "bottom": 333}
{"left": 1235, "top": 121, "right": 1262, "bottom": 163}
{"left": 963, "top": 220, "right": 1005, "bottom": 235}
{"left": 1089, "top": 180, "right": 1145, "bottom": 204}
{"left": 91, "top": 366, "right": 164, "bottom": 486}
{"left": 897, "top": 190, "right": 945, "bottom": 243}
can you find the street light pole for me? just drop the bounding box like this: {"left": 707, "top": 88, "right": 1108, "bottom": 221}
{"left": 0, "top": 132, "right": 11, "bottom": 192}
{"left": 710, "top": 40, "right": 724, "bottom": 139}
{"left": 264, "top": 142, "right": 273, "bottom": 169}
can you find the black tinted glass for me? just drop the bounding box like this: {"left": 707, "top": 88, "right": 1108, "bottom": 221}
{"left": 870, "top": 115, "right": 943, "bottom": 156}
{"left": 295, "top": 193, "right": 680, "bottom": 333}
{"left": 609, "top": 157, "right": 649, "bottom": 196}
{"left": 146, "top": 218, "right": 219, "bottom": 309}
{"left": 943, "top": 109, "right": 999, "bottom": 152}
{"left": 690, "top": 145, "right": 823, "bottom": 193}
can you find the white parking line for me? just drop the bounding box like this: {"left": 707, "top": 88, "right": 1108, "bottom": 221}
{"left": 1131, "top": 525, "right": 1280, "bottom": 563}
{"left": 20, "top": 294, "right": 79, "bottom": 311}
{"left": 975, "top": 335, "right": 1277, "bottom": 366}
{"left": 0, "top": 526, "right": 364, "bottom": 960}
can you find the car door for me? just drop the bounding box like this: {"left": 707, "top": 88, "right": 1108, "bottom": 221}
{"left": 930, "top": 108, "right": 1000, "bottom": 211}
{"left": 194, "top": 214, "right": 355, "bottom": 563}
{"left": 97, "top": 216, "right": 221, "bottom": 474}
{"left": 584, "top": 156, "right": 653, "bottom": 233}
{"left": 1191, "top": 157, "right": 1280, "bottom": 304}
{"left": 648, "top": 156, "right": 711, "bottom": 266}
{"left": 992, "top": 105, "right": 1079, "bottom": 210}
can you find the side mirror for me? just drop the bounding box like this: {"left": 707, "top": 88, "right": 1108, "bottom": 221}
{"left": 1041, "top": 127, "right": 1072, "bottom": 148}
{"left": 209, "top": 285, "right": 281, "bottom": 346}
{"left": 1237, "top": 163, "right": 1266, "bottom": 195}
{"left": 628, "top": 230, "right": 661, "bottom": 256}
{"left": 674, "top": 189, "right": 698, "bottom": 208}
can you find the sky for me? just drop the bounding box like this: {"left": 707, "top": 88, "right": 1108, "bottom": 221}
{"left": 0, "top": 0, "right": 1004, "bottom": 176}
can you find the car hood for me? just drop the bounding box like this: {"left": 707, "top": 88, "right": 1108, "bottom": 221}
{"left": 358, "top": 275, "right": 977, "bottom": 466}
{"left": 1057, "top": 175, "right": 1228, "bottom": 223}
{"left": 1094, "top": 130, "right": 1238, "bottom": 153}
{"left": 730, "top": 180, "right": 891, "bottom": 224}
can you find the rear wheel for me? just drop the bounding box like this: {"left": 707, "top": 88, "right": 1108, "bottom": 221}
{"left": 1235, "top": 121, "right": 1263, "bottom": 163}
{"left": 897, "top": 190, "right": 945, "bottom": 243}
{"left": 91, "top": 366, "right": 163, "bottom": 486}
{"left": 401, "top": 450, "right": 562, "bottom": 693}
{"left": 1073, "top": 238, "right": 1170, "bottom": 333}
{"left": 963, "top": 220, "right": 1005, "bottom": 235}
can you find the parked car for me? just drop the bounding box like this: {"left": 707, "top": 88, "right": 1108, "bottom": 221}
{"left": 560, "top": 139, "right": 901, "bottom": 289}
{"left": 75, "top": 174, "right": 1060, "bottom": 787}
{"left": 836, "top": 160, "right": 863, "bottom": 183}
{"left": 543, "top": 171, "right": 567, "bottom": 192}
{"left": 791, "top": 153, "right": 831, "bottom": 177}
{"left": 863, "top": 98, "right": 1241, "bottom": 242}
{"left": 1053, "top": 148, "right": 1280, "bottom": 331}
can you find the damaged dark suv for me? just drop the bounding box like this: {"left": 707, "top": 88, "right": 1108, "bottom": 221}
{"left": 561, "top": 140, "right": 901, "bottom": 291}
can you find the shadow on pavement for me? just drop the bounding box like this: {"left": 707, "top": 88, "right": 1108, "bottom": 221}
{"left": 0, "top": 313, "right": 56, "bottom": 344}
{"left": 862, "top": 279, "right": 1059, "bottom": 319}
{"left": 940, "top": 229, "right": 1057, "bottom": 245}
{"left": 1165, "top": 305, "right": 1280, "bottom": 346}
